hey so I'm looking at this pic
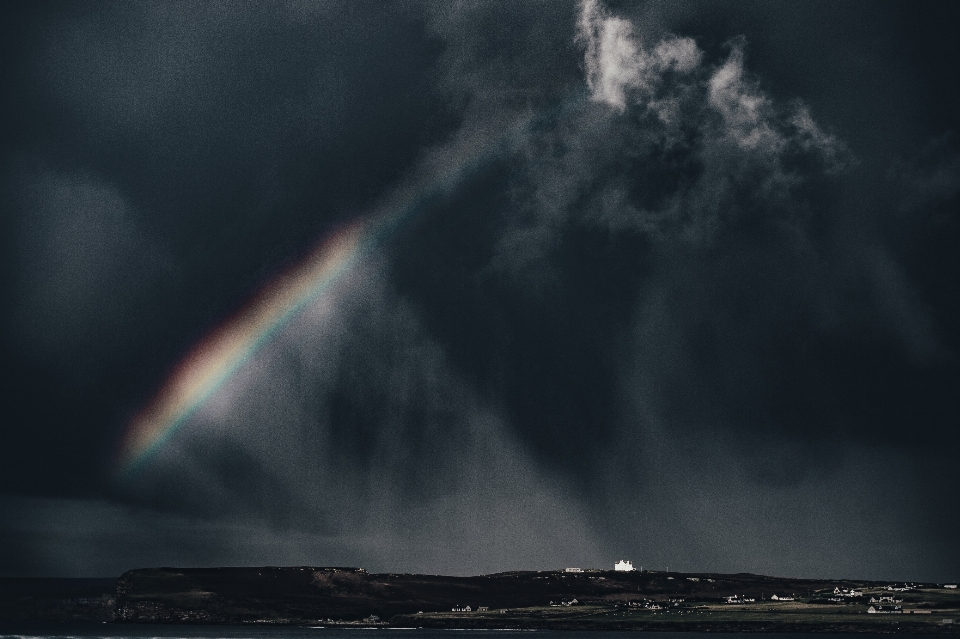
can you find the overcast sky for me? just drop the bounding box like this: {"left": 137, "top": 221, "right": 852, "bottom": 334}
{"left": 1, "top": 0, "right": 958, "bottom": 582}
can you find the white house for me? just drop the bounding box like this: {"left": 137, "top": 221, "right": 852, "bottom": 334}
{"left": 565, "top": 567, "right": 583, "bottom": 573}
{"left": 868, "top": 605, "right": 902, "bottom": 614}
{"left": 615, "top": 560, "right": 636, "bottom": 571}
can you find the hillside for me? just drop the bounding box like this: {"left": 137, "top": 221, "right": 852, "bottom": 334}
{"left": 111, "top": 566, "right": 960, "bottom": 632}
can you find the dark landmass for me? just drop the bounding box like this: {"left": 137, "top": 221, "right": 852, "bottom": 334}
{"left": 0, "top": 577, "right": 115, "bottom": 622}
{"left": 2, "top": 567, "right": 958, "bottom": 633}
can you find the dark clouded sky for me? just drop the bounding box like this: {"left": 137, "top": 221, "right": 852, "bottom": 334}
{"left": 1, "top": 0, "right": 958, "bottom": 581}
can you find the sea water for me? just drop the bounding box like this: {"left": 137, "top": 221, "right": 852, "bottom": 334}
{"left": 0, "top": 624, "right": 947, "bottom": 639}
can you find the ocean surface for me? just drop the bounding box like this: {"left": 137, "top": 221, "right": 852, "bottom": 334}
{"left": 0, "top": 624, "right": 948, "bottom": 639}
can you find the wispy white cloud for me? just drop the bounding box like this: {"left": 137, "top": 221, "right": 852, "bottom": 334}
{"left": 707, "top": 42, "right": 782, "bottom": 153}
{"left": 577, "top": 0, "right": 700, "bottom": 112}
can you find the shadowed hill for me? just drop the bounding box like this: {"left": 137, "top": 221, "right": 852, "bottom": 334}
{"left": 114, "top": 566, "right": 950, "bottom": 626}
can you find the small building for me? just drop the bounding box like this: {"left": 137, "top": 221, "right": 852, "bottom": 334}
{"left": 615, "top": 560, "right": 636, "bottom": 571}
{"left": 565, "top": 567, "right": 583, "bottom": 573}
{"left": 477, "top": 606, "right": 489, "bottom": 612}
{"left": 945, "top": 584, "right": 958, "bottom": 589}
{"left": 886, "top": 584, "right": 915, "bottom": 592}
{"left": 770, "top": 594, "right": 794, "bottom": 601}
{"left": 868, "top": 605, "right": 902, "bottom": 614}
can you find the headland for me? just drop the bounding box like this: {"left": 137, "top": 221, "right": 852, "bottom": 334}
{"left": 2, "top": 567, "right": 958, "bottom": 633}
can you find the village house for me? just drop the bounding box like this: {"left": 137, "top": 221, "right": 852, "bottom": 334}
{"left": 886, "top": 584, "right": 916, "bottom": 592}
{"left": 770, "top": 594, "right": 795, "bottom": 601}
{"left": 868, "top": 605, "right": 903, "bottom": 614}
{"left": 615, "top": 560, "right": 636, "bottom": 571}
{"left": 565, "top": 567, "right": 583, "bottom": 573}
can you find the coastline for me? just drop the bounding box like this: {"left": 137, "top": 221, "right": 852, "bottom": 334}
{"left": 2, "top": 568, "right": 957, "bottom": 634}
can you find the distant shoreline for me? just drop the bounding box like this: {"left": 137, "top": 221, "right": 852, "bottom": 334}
{"left": 1, "top": 568, "right": 958, "bottom": 633}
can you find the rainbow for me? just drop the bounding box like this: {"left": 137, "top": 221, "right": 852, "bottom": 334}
{"left": 113, "top": 104, "right": 571, "bottom": 476}
{"left": 115, "top": 220, "right": 367, "bottom": 475}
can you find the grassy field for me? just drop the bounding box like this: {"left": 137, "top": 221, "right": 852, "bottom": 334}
{"left": 404, "top": 585, "right": 960, "bottom": 632}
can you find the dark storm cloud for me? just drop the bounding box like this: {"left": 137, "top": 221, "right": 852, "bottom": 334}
{"left": 1, "top": 0, "right": 452, "bottom": 492}
{"left": 404, "top": 0, "right": 857, "bottom": 458}
{"left": 7, "top": 167, "right": 170, "bottom": 383}
{"left": 388, "top": 0, "right": 959, "bottom": 579}
{"left": 103, "top": 260, "right": 602, "bottom": 576}
{"left": 1, "top": 0, "right": 958, "bottom": 582}
{"left": 0, "top": 492, "right": 373, "bottom": 577}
